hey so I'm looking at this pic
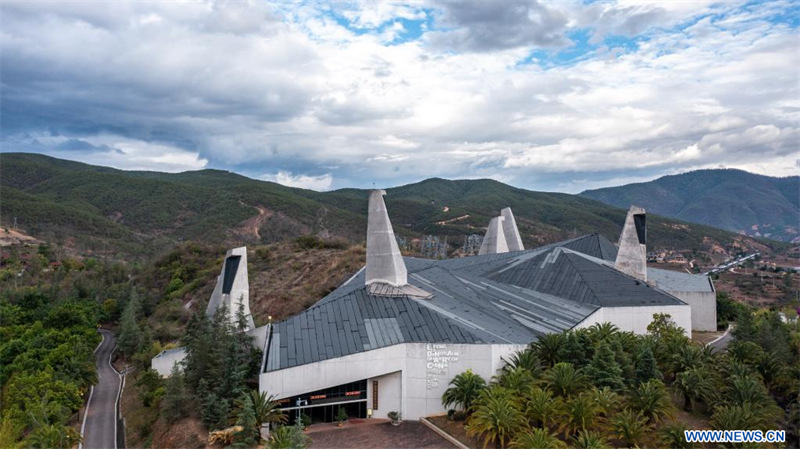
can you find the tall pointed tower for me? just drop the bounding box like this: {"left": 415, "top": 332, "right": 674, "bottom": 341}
{"left": 206, "top": 247, "right": 255, "bottom": 330}
{"left": 500, "top": 207, "right": 524, "bottom": 252}
{"left": 479, "top": 216, "right": 510, "bottom": 255}
{"left": 615, "top": 206, "right": 647, "bottom": 281}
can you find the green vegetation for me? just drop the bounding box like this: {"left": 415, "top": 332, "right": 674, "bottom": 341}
{"left": 2, "top": 153, "right": 782, "bottom": 261}
{"left": 444, "top": 313, "right": 800, "bottom": 448}
{"left": 0, "top": 249, "right": 131, "bottom": 448}
{"left": 581, "top": 168, "right": 799, "bottom": 242}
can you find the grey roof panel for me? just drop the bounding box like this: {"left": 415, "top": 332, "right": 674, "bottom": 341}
{"left": 265, "top": 234, "right": 686, "bottom": 372}
{"left": 648, "top": 267, "right": 714, "bottom": 292}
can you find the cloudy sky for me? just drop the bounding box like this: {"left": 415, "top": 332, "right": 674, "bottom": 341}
{"left": 1, "top": 1, "right": 798, "bottom": 192}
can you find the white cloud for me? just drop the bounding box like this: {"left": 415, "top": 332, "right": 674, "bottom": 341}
{"left": 261, "top": 171, "right": 334, "bottom": 191}
{"left": 0, "top": 0, "right": 796, "bottom": 192}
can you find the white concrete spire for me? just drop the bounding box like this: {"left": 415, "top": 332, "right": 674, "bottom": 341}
{"left": 478, "top": 216, "right": 510, "bottom": 255}
{"left": 206, "top": 246, "right": 255, "bottom": 330}
{"left": 366, "top": 190, "right": 408, "bottom": 287}
{"left": 615, "top": 206, "right": 647, "bottom": 281}
{"left": 500, "top": 207, "right": 524, "bottom": 252}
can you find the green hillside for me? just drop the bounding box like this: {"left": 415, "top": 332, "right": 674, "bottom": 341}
{"left": 0, "top": 153, "right": 783, "bottom": 259}
{"left": 581, "top": 169, "right": 799, "bottom": 242}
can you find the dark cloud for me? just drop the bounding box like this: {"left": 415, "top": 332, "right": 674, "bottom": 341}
{"left": 426, "top": 0, "right": 570, "bottom": 52}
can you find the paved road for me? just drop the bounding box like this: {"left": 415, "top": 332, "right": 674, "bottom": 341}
{"left": 708, "top": 325, "right": 734, "bottom": 353}
{"left": 81, "top": 329, "right": 122, "bottom": 449}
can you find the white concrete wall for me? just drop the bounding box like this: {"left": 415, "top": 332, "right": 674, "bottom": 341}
{"left": 669, "top": 291, "right": 716, "bottom": 331}
{"left": 260, "top": 342, "right": 527, "bottom": 421}
{"left": 151, "top": 348, "right": 187, "bottom": 377}
{"left": 367, "top": 371, "right": 402, "bottom": 419}
{"left": 576, "top": 305, "right": 692, "bottom": 338}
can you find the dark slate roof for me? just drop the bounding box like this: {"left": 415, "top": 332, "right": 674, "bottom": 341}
{"left": 486, "top": 248, "right": 686, "bottom": 307}
{"left": 263, "top": 234, "right": 682, "bottom": 372}
{"left": 559, "top": 233, "right": 618, "bottom": 262}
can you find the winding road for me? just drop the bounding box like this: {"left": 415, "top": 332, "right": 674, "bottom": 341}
{"left": 80, "top": 329, "right": 123, "bottom": 449}
{"left": 708, "top": 324, "right": 734, "bottom": 353}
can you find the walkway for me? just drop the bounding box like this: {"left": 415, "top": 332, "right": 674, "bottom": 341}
{"left": 309, "top": 421, "right": 454, "bottom": 449}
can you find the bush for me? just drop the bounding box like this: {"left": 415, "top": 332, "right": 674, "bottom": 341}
{"left": 295, "top": 235, "right": 350, "bottom": 250}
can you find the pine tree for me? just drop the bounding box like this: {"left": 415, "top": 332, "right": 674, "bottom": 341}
{"left": 233, "top": 393, "right": 259, "bottom": 446}
{"left": 563, "top": 331, "right": 592, "bottom": 368}
{"left": 733, "top": 308, "right": 757, "bottom": 342}
{"left": 162, "top": 364, "right": 189, "bottom": 421}
{"left": 635, "top": 346, "right": 662, "bottom": 384}
{"left": 584, "top": 343, "right": 625, "bottom": 391}
{"left": 117, "top": 290, "right": 142, "bottom": 359}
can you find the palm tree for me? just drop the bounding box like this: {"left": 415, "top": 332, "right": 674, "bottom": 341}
{"left": 629, "top": 379, "right": 673, "bottom": 424}
{"left": 510, "top": 428, "right": 566, "bottom": 449}
{"left": 560, "top": 393, "right": 601, "bottom": 437}
{"left": 25, "top": 424, "right": 73, "bottom": 449}
{"left": 466, "top": 386, "right": 524, "bottom": 449}
{"left": 522, "top": 387, "right": 562, "bottom": 429}
{"left": 756, "top": 350, "right": 784, "bottom": 390}
{"left": 588, "top": 387, "right": 620, "bottom": 417}
{"left": 501, "top": 349, "right": 542, "bottom": 378}
{"left": 674, "top": 367, "right": 714, "bottom": 411}
{"left": 442, "top": 369, "right": 487, "bottom": 413}
{"left": 241, "top": 390, "right": 288, "bottom": 428}
{"left": 531, "top": 333, "right": 566, "bottom": 367}
{"left": 669, "top": 344, "right": 707, "bottom": 377}
{"left": 586, "top": 322, "right": 619, "bottom": 344}
{"left": 572, "top": 430, "right": 612, "bottom": 449}
{"left": 726, "top": 375, "right": 770, "bottom": 407}
{"left": 720, "top": 356, "right": 757, "bottom": 381}
{"left": 265, "top": 424, "right": 310, "bottom": 449}
{"left": 727, "top": 340, "right": 764, "bottom": 365}
{"left": 544, "top": 362, "right": 585, "bottom": 397}
{"left": 711, "top": 404, "right": 760, "bottom": 431}
{"left": 495, "top": 366, "right": 536, "bottom": 392}
{"left": 611, "top": 409, "right": 649, "bottom": 448}
{"left": 724, "top": 375, "right": 783, "bottom": 427}
{"left": 659, "top": 422, "right": 690, "bottom": 449}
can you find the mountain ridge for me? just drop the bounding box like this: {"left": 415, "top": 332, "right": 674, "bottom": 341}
{"left": 580, "top": 169, "right": 799, "bottom": 242}
{"left": 0, "top": 153, "right": 785, "bottom": 260}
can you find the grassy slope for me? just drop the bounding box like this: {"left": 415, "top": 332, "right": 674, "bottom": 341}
{"left": 0, "top": 153, "right": 785, "bottom": 259}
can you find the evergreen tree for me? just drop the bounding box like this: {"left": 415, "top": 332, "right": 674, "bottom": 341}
{"left": 198, "top": 379, "right": 226, "bottom": 429}
{"left": 563, "top": 331, "right": 592, "bottom": 368}
{"left": 733, "top": 308, "right": 756, "bottom": 342}
{"left": 584, "top": 343, "right": 625, "bottom": 391}
{"left": 116, "top": 290, "right": 141, "bottom": 359}
{"left": 162, "top": 364, "right": 189, "bottom": 421}
{"left": 233, "top": 393, "right": 259, "bottom": 447}
{"left": 610, "top": 338, "right": 636, "bottom": 385}
{"left": 635, "top": 346, "right": 662, "bottom": 384}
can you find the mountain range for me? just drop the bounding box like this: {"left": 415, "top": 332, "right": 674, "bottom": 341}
{"left": 581, "top": 169, "right": 799, "bottom": 243}
{"left": 0, "top": 153, "right": 785, "bottom": 259}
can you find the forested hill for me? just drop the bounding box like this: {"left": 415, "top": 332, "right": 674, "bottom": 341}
{"left": 581, "top": 169, "right": 799, "bottom": 242}
{"left": 0, "top": 153, "right": 782, "bottom": 259}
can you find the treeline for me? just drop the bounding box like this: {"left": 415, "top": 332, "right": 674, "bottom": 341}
{"left": 0, "top": 247, "right": 134, "bottom": 448}
{"left": 443, "top": 311, "right": 800, "bottom": 448}
{"left": 124, "top": 302, "right": 269, "bottom": 447}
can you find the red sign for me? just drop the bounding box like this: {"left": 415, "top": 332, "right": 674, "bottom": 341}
{"left": 310, "top": 394, "right": 326, "bottom": 400}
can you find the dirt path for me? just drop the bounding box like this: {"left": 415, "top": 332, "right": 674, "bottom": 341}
{"left": 238, "top": 202, "right": 271, "bottom": 240}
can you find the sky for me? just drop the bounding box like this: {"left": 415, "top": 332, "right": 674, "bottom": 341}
{"left": 1, "top": 0, "right": 798, "bottom": 193}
